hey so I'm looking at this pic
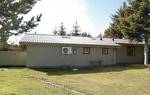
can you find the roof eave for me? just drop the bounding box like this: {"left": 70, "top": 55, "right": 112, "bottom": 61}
{"left": 19, "top": 42, "right": 121, "bottom": 47}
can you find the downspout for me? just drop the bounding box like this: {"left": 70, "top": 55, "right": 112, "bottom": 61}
{"left": 113, "top": 38, "right": 117, "bottom": 65}
{"left": 113, "top": 47, "right": 117, "bottom": 65}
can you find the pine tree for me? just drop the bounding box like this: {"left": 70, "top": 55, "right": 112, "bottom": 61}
{"left": 81, "top": 32, "right": 91, "bottom": 37}
{"left": 0, "top": 0, "right": 42, "bottom": 50}
{"left": 106, "top": 0, "right": 150, "bottom": 66}
{"left": 72, "top": 21, "right": 81, "bottom": 36}
{"left": 104, "top": 2, "right": 127, "bottom": 38}
{"left": 87, "top": 33, "right": 92, "bottom": 37}
{"left": 58, "top": 22, "right": 66, "bottom": 36}
{"left": 81, "top": 32, "right": 88, "bottom": 37}
{"left": 120, "top": 0, "right": 150, "bottom": 66}
{"left": 98, "top": 33, "right": 102, "bottom": 38}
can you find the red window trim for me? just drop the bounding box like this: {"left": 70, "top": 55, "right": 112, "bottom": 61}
{"left": 102, "top": 48, "right": 109, "bottom": 55}
{"left": 83, "top": 47, "right": 90, "bottom": 54}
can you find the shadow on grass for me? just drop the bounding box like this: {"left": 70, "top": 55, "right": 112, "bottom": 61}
{"left": 31, "top": 64, "right": 147, "bottom": 76}
{"left": 0, "top": 65, "right": 25, "bottom": 69}
{"left": 0, "top": 64, "right": 147, "bottom": 75}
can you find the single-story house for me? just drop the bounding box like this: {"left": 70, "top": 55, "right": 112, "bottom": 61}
{"left": 19, "top": 34, "right": 144, "bottom": 68}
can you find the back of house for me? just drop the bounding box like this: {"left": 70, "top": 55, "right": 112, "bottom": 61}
{"left": 19, "top": 34, "right": 144, "bottom": 68}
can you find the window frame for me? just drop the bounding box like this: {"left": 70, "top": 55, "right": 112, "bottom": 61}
{"left": 102, "top": 48, "right": 109, "bottom": 55}
{"left": 127, "top": 46, "right": 135, "bottom": 56}
{"left": 83, "top": 47, "right": 90, "bottom": 54}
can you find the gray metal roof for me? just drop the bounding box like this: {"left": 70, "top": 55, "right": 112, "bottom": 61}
{"left": 115, "top": 39, "right": 144, "bottom": 45}
{"left": 19, "top": 34, "right": 144, "bottom": 46}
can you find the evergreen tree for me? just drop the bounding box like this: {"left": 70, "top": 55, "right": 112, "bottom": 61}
{"left": 81, "top": 32, "right": 91, "bottom": 37}
{"left": 87, "top": 33, "right": 92, "bottom": 37}
{"left": 58, "top": 22, "right": 66, "bottom": 36}
{"left": 0, "top": 0, "right": 42, "bottom": 50}
{"left": 98, "top": 33, "right": 102, "bottom": 38}
{"left": 105, "top": 0, "right": 150, "bottom": 66}
{"left": 120, "top": 0, "right": 150, "bottom": 66}
{"left": 104, "top": 2, "right": 127, "bottom": 38}
{"left": 81, "top": 32, "right": 88, "bottom": 37}
{"left": 72, "top": 21, "right": 81, "bottom": 36}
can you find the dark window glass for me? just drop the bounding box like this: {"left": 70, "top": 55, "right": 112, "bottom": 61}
{"left": 127, "top": 46, "right": 135, "bottom": 56}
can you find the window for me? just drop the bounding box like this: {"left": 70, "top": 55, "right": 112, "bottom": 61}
{"left": 102, "top": 48, "right": 108, "bottom": 55}
{"left": 83, "top": 47, "right": 90, "bottom": 54}
{"left": 127, "top": 46, "right": 135, "bottom": 56}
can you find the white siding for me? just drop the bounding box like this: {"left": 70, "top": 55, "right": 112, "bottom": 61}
{"left": 26, "top": 45, "right": 115, "bottom": 68}
{"left": 116, "top": 46, "right": 144, "bottom": 64}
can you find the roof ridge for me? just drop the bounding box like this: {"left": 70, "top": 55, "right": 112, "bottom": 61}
{"left": 25, "top": 33, "right": 55, "bottom": 36}
{"left": 25, "top": 34, "right": 93, "bottom": 38}
{"left": 24, "top": 34, "right": 132, "bottom": 40}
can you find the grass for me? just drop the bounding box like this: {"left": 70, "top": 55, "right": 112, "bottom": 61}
{"left": 0, "top": 64, "right": 150, "bottom": 95}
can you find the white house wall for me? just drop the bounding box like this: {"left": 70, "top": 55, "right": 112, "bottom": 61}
{"left": 26, "top": 45, "right": 116, "bottom": 68}
{"left": 116, "top": 46, "right": 144, "bottom": 64}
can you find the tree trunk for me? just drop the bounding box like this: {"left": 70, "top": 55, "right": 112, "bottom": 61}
{"left": 144, "top": 45, "right": 149, "bottom": 66}
{"left": 143, "top": 36, "right": 150, "bottom": 68}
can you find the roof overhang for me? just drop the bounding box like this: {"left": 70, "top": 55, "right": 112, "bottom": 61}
{"left": 20, "top": 42, "right": 121, "bottom": 47}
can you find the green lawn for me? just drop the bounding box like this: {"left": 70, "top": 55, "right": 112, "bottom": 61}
{"left": 0, "top": 64, "right": 150, "bottom": 95}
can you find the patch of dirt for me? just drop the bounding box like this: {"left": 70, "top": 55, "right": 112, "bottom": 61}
{"left": 145, "top": 68, "right": 150, "bottom": 73}
{"left": 109, "top": 72, "right": 122, "bottom": 74}
{"left": 23, "top": 75, "right": 87, "bottom": 95}
{"left": 0, "top": 69, "right": 8, "bottom": 71}
{"left": 143, "top": 78, "right": 150, "bottom": 81}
